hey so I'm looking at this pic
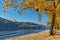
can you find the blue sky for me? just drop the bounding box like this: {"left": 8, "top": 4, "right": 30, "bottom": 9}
{"left": 0, "top": 0, "right": 47, "bottom": 25}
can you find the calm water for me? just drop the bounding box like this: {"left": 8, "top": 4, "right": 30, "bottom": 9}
{"left": 0, "top": 29, "right": 48, "bottom": 40}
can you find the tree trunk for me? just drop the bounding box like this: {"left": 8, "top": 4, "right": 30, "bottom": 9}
{"left": 50, "top": 13, "right": 55, "bottom": 35}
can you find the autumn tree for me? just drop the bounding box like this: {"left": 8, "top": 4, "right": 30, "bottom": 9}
{"left": 1, "top": 0, "right": 60, "bottom": 35}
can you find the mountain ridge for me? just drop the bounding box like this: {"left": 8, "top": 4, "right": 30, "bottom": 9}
{"left": 0, "top": 17, "right": 49, "bottom": 31}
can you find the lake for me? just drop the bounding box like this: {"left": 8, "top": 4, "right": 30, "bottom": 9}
{"left": 0, "top": 29, "right": 48, "bottom": 40}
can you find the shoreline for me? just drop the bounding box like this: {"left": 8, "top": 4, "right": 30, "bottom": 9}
{"left": 7, "top": 30, "right": 60, "bottom": 40}
{"left": 7, "top": 30, "right": 50, "bottom": 40}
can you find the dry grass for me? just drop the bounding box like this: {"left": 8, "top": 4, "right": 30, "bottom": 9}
{"left": 7, "top": 30, "right": 60, "bottom": 40}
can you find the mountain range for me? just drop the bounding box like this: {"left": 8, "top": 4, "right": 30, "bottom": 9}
{"left": 0, "top": 17, "right": 49, "bottom": 31}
